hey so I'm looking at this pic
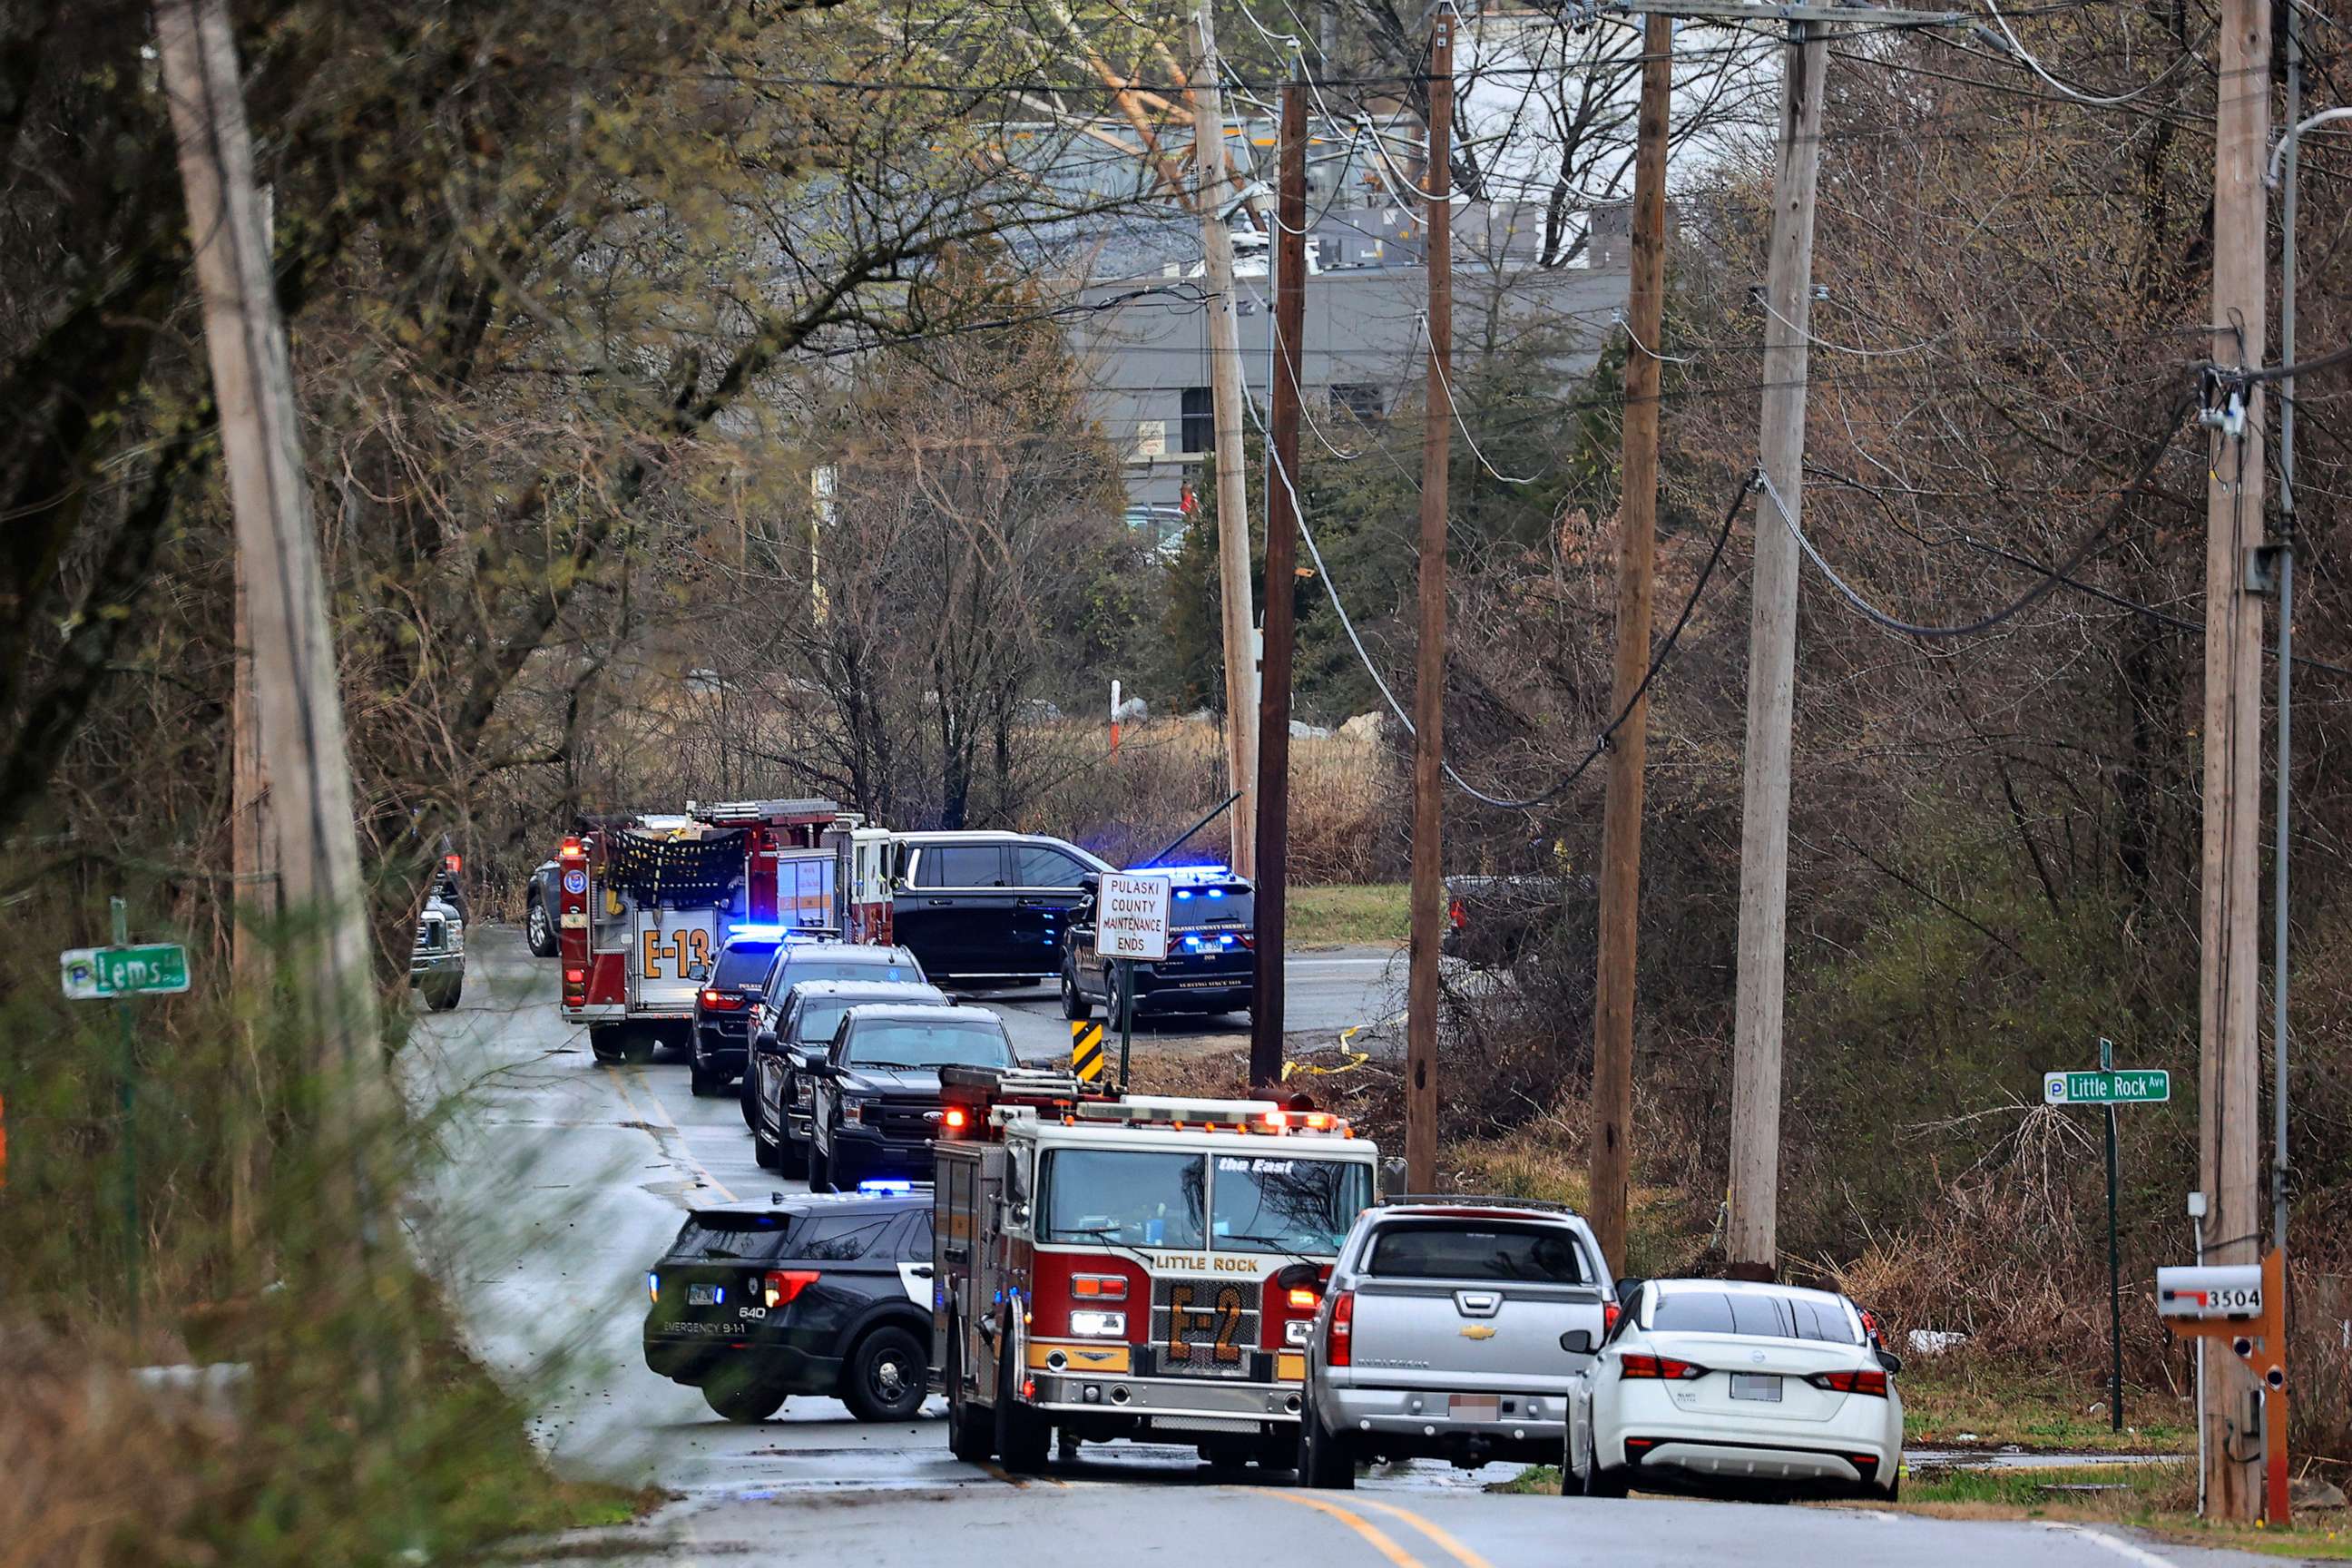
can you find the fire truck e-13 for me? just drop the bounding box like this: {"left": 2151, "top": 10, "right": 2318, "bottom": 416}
{"left": 557, "top": 799, "right": 894, "bottom": 1064}
{"left": 930, "top": 1066, "right": 1379, "bottom": 1473}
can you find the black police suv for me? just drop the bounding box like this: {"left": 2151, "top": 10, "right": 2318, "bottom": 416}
{"left": 807, "top": 1004, "right": 1017, "bottom": 1192}
{"left": 1061, "top": 865, "right": 1257, "bottom": 1022}
{"left": 745, "top": 940, "right": 927, "bottom": 1051}
{"left": 744, "top": 977, "right": 949, "bottom": 1176}
{"left": 642, "top": 1189, "right": 936, "bottom": 1424}
{"left": 688, "top": 930, "right": 788, "bottom": 1097}
{"left": 887, "top": 831, "right": 1111, "bottom": 985}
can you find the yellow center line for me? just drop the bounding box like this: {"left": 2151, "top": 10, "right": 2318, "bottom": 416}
{"left": 1346, "top": 1495, "right": 1501, "bottom": 1568}
{"left": 609, "top": 1063, "right": 736, "bottom": 1202}
{"left": 1262, "top": 1492, "right": 1428, "bottom": 1568}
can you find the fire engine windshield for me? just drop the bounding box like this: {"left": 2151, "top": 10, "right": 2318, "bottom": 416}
{"left": 1037, "top": 1151, "right": 1205, "bottom": 1249}
{"left": 1210, "top": 1155, "right": 1373, "bottom": 1255}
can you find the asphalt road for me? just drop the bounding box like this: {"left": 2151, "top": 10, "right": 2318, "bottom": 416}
{"left": 409, "top": 932, "right": 2270, "bottom": 1568}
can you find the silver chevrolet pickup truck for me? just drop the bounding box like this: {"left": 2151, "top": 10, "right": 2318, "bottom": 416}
{"left": 1296, "top": 1197, "right": 1617, "bottom": 1487}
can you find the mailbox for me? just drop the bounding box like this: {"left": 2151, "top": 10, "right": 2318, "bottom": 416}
{"left": 2156, "top": 1264, "right": 2264, "bottom": 1322}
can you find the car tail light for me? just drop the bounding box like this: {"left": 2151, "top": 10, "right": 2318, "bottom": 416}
{"left": 763, "top": 1269, "right": 819, "bottom": 1309}
{"left": 1287, "top": 1288, "right": 1319, "bottom": 1310}
{"left": 1072, "top": 1274, "right": 1128, "bottom": 1300}
{"left": 444, "top": 853, "right": 463, "bottom": 873}
{"left": 1327, "top": 1290, "right": 1355, "bottom": 1367}
{"left": 1448, "top": 897, "right": 1466, "bottom": 930}
{"left": 941, "top": 1106, "right": 969, "bottom": 1132}
{"left": 1602, "top": 1300, "right": 1622, "bottom": 1336}
{"left": 700, "top": 989, "right": 746, "bottom": 1011}
{"left": 1619, "top": 1353, "right": 1707, "bottom": 1381}
{"left": 560, "top": 837, "right": 585, "bottom": 861}
{"left": 1807, "top": 1367, "right": 1890, "bottom": 1397}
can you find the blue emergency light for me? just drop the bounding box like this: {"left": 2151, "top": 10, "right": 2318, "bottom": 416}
{"left": 727, "top": 924, "right": 789, "bottom": 944}
{"left": 858, "top": 1179, "right": 915, "bottom": 1195}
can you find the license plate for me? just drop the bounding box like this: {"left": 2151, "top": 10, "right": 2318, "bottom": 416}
{"left": 1449, "top": 1395, "right": 1501, "bottom": 1421}
{"left": 1730, "top": 1374, "right": 1782, "bottom": 1402}
{"left": 689, "top": 1283, "right": 725, "bottom": 1307}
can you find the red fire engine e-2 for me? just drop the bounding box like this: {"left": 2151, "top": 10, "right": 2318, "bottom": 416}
{"left": 555, "top": 798, "right": 894, "bottom": 1064}
{"left": 930, "top": 1065, "right": 1380, "bottom": 1472}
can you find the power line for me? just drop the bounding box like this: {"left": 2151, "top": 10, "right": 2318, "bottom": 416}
{"left": 1758, "top": 388, "right": 2198, "bottom": 639}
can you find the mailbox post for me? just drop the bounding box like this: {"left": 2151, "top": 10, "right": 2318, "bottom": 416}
{"left": 2157, "top": 1249, "right": 2288, "bottom": 1524}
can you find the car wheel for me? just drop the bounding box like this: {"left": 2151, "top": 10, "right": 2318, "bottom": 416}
{"left": 525, "top": 899, "right": 557, "bottom": 957}
{"left": 701, "top": 1368, "right": 787, "bottom": 1424}
{"left": 425, "top": 977, "right": 462, "bottom": 1011}
{"left": 622, "top": 1029, "right": 656, "bottom": 1065}
{"left": 1298, "top": 1397, "right": 1355, "bottom": 1490}
{"left": 740, "top": 1071, "right": 760, "bottom": 1130}
{"left": 946, "top": 1324, "right": 993, "bottom": 1464}
{"left": 1060, "top": 961, "right": 1091, "bottom": 1021}
{"left": 1583, "top": 1429, "right": 1629, "bottom": 1499}
{"left": 590, "top": 1024, "right": 626, "bottom": 1064}
{"left": 780, "top": 1127, "right": 808, "bottom": 1180}
{"left": 994, "top": 1340, "right": 1050, "bottom": 1475}
{"left": 842, "top": 1326, "right": 928, "bottom": 1422}
{"left": 753, "top": 1116, "right": 782, "bottom": 1171}
{"left": 808, "top": 1138, "right": 831, "bottom": 1193}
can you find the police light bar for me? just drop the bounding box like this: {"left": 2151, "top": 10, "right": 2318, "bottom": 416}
{"left": 727, "top": 924, "right": 789, "bottom": 944}
{"left": 857, "top": 1179, "right": 916, "bottom": 1195}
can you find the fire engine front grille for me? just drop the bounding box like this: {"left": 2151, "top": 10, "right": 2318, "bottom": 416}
{"left": 1148, "top": 1276, "right": 1261, "bottom": 1378}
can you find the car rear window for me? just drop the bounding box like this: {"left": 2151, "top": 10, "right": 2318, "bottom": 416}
{"left": 1365, "top": 1222, "right": 1592, "bottom": 1284}
{"left": 789, "top": 1214, "right": 896, "bottom": 1261}
{"left": 1650, "top": 1290, "right": 1858, "bottom": 1343}
{"left": 844, "top": 1018, "right": 1014, "bottom": 1069}
{"left": 671, "top": 1213, "right": 796, "bottom": 1262}
{"left": 713, "top": 944, "right": 779, "bottom": 986}
{"left": 781, "top": 956, "right": 922, "bottom": 986}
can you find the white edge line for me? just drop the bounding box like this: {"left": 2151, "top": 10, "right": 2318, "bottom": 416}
{"left": 2040, "top": 1522, "right": 2181, "bottom": 1568}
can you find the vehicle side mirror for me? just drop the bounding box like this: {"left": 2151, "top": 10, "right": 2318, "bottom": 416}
{"left": 1560, "top": 1329, "right": 1596, "bottom": 1356}
{"left": 1876, "top": 1348, "right": 1903, "bottom": 1376}
{"left": 1274, "top": 1261, "right": 1321, "bottom": 1292}
{"left": 753, "top": 1029, "right": 779, "bottom": 1054}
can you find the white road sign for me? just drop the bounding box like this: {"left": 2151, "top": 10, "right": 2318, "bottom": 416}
{"left": 1098, "top": 872, "right": 1172, "bottom": 962}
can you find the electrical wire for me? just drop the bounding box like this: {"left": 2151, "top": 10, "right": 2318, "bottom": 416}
{"left": 1248, "top": 358, "right": 1757, "bottom": 809}
{"left": 1979, "top": 0, "right": 2207, "bottom": 106}
{"left": 1759, "top": 387, "right": 2198, "bottom": 640}
{"left": 1417, "top": 312, "right": 1549, "bottom": 485}
{"left": 1752, "top": 292, "right": 1951, "bottom": 358}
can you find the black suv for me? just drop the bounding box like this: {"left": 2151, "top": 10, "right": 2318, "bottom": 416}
{"left": 808, "top": 1004, "right": 1017, "bottom": 1191}
{"left": 1062, "top": 865, "right": 1257, "bottom": 1022}
{"left": 643, "top": 1190, "right": 936, "bottom": 1424}
{"left": 889, "top": 832, "right": 1111, "bottom": 984}
{"left": 687, "top": 931, "right": 788, "bottom": 1096}
{"left": 744, "top": 978, "right": 950, "bottom": 1176}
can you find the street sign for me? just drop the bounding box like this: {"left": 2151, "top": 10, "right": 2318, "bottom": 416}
{"left": 1098, "top": 872, "right": 1172, "bottom": 962}
{"left": 1071, "top": 1019, "right": 1106, "bottom": 1083}
{"left": 2043, "top": 1068, "right": 2171, "bottom": 1105}
{"left": 60, "top": 943, "right": 191, "bottom": 1001}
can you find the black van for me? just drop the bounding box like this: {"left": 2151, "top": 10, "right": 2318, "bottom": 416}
{"left": 1059, "top": 865, "right": 1257, "bottom": 1023}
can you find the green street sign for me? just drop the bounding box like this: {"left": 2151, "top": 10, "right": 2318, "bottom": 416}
{"left": 60, "top": 944, "right": 191, "bottom": 1001}
{"left": 2043, "top": 1068, "right": 2171, "bottom": 1106}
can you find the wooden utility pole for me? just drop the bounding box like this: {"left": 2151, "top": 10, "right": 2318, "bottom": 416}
{"left": 1190, "top": 0, "right": 1259, "bottom": 877}
{"left": 229, "top": 565, "right": 273, "bottom": 1269}
{"left": 1725, "top": 21, "right": 1828, "bottom": 1281}
{"left": 2200, "top": 0, "right": 2269, "bottom": 1519}
{"left": 1404, "top": 4, "right": 1455, "bottom": 1195}
{"left": 157, "top": 0, "right": 391, "bottom": 1281}
{"left": 1250, "top": 77, "right": 1308, "bottom": 1090}
{"left": 1586, "top": 10, "right": 1673, "bottom": 1274}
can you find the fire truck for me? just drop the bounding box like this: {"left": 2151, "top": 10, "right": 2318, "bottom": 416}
{"left": 556, "top": 799, "right": 895, "bottom": 1064}
{"left": 929, "top": 1066, "right": 1380, "bottom": 1473}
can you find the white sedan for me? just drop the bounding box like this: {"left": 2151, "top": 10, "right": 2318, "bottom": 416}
{"left": 1563, "top": 1278, "right": 1903, "bottom": 1502}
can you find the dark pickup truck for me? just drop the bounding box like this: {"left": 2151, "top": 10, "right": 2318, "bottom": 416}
{"left": 806, "top": 1004, "right": 1019, "bottom": 1191}
{"left": 1443, "top": 875, "right": 1586, "bottom": 968}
